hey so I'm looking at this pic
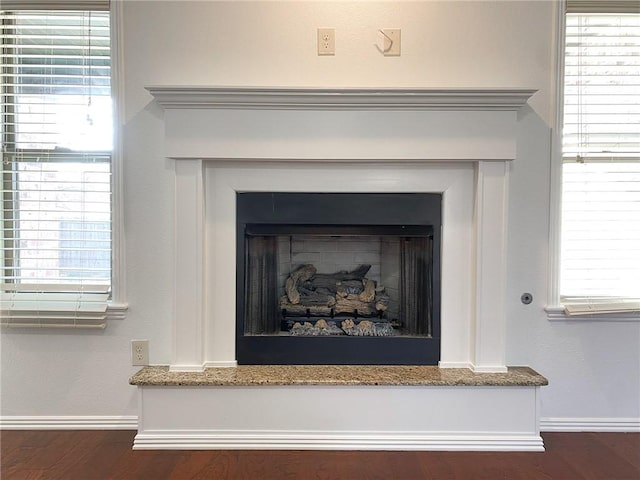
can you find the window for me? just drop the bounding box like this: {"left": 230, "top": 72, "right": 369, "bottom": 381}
{"left": 559, "top": 1, "right": 640, "bottom": 315}
{"left": 1, "top": 1, "right": 121, "bottom": 327}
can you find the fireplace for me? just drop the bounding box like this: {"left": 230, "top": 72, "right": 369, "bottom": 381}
{"left": 236, "top": 192, "right": 441, "bottom": 365}
{"left": 133, "top": 87, "right": 546, "bottom": 452}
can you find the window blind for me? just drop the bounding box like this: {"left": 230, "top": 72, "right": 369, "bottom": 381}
{"left": 1, "top": 9, "right": 112, "bottom": 327}
{"left": 1, "top": 2, "right": 109, "bottom": 11}
{"left": 0, "top": 283, "right": 110, "bottom": 328}
{"left": 560, "top": 6, "right": 640, "bottom": 314}
{"left": 563, "top": 13, "right": 639, "bottom": 159}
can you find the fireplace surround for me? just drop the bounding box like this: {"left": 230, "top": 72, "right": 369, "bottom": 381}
{"left": 131, "top": 87, "right": 546, "bottom": 451}
{"left": 148, "top": 86, "right": 536, "bottom": 373}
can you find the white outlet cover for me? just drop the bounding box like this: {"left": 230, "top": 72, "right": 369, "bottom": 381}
{"left": 131, "top": 339, "right": 149, "bottom": 366}
{"left": 317, "top": 28, "right": 335, "bottom": 56}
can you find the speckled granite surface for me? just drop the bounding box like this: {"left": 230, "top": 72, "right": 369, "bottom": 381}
{"left": 130, "top": 365, "right": 548, "bottom": 387}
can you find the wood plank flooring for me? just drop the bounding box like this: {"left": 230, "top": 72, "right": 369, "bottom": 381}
{"left": 1, "top": 431, "right": 639, "bottom": 480}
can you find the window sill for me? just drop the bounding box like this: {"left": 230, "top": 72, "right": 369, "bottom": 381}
{"left": 545, "top": 305, "right": 640, "bottom": 322}
{"left": 106, "top": 302, "right": 129, "bottom": 321}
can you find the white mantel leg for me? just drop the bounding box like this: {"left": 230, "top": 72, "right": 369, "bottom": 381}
{"left": 170, "top": 159, "right": 205, "bottom": 372}
{"left": 472, "top": 161, "right": 509, "bottom": 373}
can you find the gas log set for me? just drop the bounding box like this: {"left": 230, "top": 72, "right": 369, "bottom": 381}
{"left": 280, "top": 263, "right": 396, "bottom": 336}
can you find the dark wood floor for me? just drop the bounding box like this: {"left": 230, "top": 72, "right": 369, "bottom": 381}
{"left": 1, "top": 431, "right": 639, "bottom": 480}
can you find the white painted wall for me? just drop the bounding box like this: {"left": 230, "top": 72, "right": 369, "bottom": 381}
{"left": 2, "top": 1, "right": 638, "bottom": 425}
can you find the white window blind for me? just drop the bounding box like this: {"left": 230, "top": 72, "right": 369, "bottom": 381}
{"left": 1, "top": 8, "right": 113, "bottom": 327}
{"left": 560, "top": 4, "right": 640, "bottom": 315}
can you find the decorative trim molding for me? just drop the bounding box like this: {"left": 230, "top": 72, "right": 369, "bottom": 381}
{"left": 0, "top": 415, "right": 138, "bottom": 430}
{"left": 106, "top": 302, "right": 129, "bottom": 321}
{"left": 546, "top": 0, "right": 566, "bottom": 309}
{"left": 146, "top": 87, "right": 537, "bottom": 111}
{"left": 438, "top": 361, "right": 474, "bottom": 370}
{"left": 110, "top": 0, "right": 128, "bottom": 307}
{"left": 203, "top": 360, "right": 238, "bottom": 368}
{"left": 133, "top": 430, "right": 544, "bottom": 451}
{"left": 541, "top": 417, "right": 640, "bottom": 432}
{"left": 8, "top": 416, "right": 638, "bottom": 434}
{"left": 168, "top": 364, "right": 205, "bottom": 373}
{"left": 172, "top": 159, "right": 205, "bottom": 369}
{"left": 471, "top": 161, "right": 509, "bottom": 372}
{"left": 472, "top": 365, "right": 509, "bottom": 374}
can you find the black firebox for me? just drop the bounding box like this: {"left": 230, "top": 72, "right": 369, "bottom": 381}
{"left": 236, "top": 193, "right": 441, "bottom": 365}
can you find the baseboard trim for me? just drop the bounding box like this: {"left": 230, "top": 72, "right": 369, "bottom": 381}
{"left": 541, "top": 417, "right": 640, "bottom": 432}
{"left": 6, "top": 416, "right": 637, "bottom": 434}
{"left": 133, "top": 430, "right": 545, "bottom": 451}
{"left": 168, "top": 364, "right": 205, "bottom": 372}
{"left": 202, "top": 360, "right": 238, "bottom": 368}
{"left": 0, "top": 415, "right": 138, "bottom": 430}
{"left": 438, "top": 361, "right": 473, "bottom": 369}
{"left": 471, "top": 365, "right": 509, "bottom": 374}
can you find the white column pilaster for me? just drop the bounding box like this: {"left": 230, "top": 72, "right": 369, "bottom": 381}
{"left": 472, "top": 161, "right": 509, "bottom": 373}
{"left": 170, "top": 159, "right": 205, "bottom": 372}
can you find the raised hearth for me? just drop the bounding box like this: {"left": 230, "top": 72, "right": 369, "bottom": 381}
{"left": 131, "top": 364, "right": 547, "bottom": 451}
{"left": 131, "top": 365, "right": 548, "bottom": 387}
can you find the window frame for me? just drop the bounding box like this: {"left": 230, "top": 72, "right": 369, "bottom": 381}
{"left": 0, "top": 0, "right": 126, "bottom": 327}
{"left": 546, "top": 0, "right": 640, "bottom": 322}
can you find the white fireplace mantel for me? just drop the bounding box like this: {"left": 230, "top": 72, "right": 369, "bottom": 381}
{"left": 147, "top": 87, "right": 536, "bottom": 162}
{"left": 147, "top": 87, "right": 537, "bottom": 374}
{"left": 146, "top": 86, "right": 536, "bottom": 111}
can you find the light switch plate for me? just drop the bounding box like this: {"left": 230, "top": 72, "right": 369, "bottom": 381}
{"left": 382, "top": 29, "right": 401, "bottom": 56}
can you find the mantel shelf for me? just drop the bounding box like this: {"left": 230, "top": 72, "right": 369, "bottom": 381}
{"left": 146, "top": 86, "right": 537, "bottom": 111}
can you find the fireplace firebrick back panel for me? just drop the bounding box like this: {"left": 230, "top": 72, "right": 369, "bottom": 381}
{"left": 236, "top": 192, "right": 442, "bottom": 365}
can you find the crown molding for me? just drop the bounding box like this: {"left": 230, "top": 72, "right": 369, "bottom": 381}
{"left": 145, "top": 87, "right": 537, "bottom": 112}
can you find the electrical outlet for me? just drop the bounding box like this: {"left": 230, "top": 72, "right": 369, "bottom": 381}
{"left": 131, "top": 340, "right": 149, "bottom": 366}
{"left": 317, "top": 28, "right": 335, "bottom": 56}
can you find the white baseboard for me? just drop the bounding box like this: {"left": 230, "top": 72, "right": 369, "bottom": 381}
{"left": 541, "top": 417, "right": 640, "bottom": 432}
{"left": 5, "top": 415, "right": 637, "bottom": 437}
{"left": 133, "top": 430, "right": 544, "bottom": 451}
{"left": 0, "top": 415, "right": 138, "bottom": 430}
